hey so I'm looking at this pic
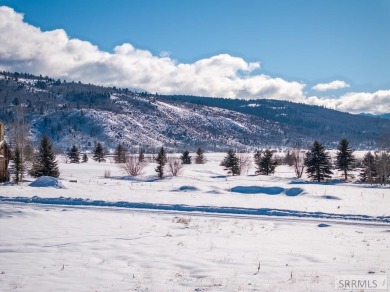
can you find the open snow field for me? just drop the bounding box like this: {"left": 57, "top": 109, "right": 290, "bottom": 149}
{"left": 1, "top": 152, "right": 389, "bottom": 291}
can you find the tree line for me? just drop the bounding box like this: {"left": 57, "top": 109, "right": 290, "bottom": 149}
{"left": 5, "top": 115, "right": 390, "bottom": 185}
{"left": 221, "top": 138, "right": 390, "bottom": 184}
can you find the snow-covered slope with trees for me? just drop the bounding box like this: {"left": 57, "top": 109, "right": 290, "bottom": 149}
{"left": 1, "top": 71, "right": 389, "bottom": 151}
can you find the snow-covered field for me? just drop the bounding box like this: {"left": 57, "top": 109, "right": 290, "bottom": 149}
{"left": 1, "top": 153, "right": 389, "bottom": 291}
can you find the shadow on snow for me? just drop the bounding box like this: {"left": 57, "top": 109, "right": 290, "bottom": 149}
{"left": 1, "top": 196, "right": 389, "bottom": 223}
{"left": 230, "top": 186, "right": 303, "bottom": 197}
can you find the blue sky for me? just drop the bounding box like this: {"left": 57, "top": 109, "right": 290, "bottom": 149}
{"left": 0, "top": 0, "right": 389, "bottom": 113}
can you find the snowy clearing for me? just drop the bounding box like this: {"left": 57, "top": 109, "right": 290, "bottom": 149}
{"left": 1, "top": 152, "right": 389, "bottom": 291}
{"left": 1, "top": 204, "right": 389, "bottom": 291}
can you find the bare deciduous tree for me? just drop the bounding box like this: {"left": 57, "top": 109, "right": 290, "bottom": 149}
{"left": 237, "top": 153, "right": 252, "bottom": 175}
{"left": 375, "top": 151, "right": 390, "bottom": 185}
{"left": 11, "top": 106, "right": 30, "bottom": 183}
{"left": 120, "top": 155, "right": 148, "bottom": 177}
{"left": 292, "top": 149, "right": 305, "bottom": 178}
{"left": 167, "top": 157, "right": 183, "bottom": 176}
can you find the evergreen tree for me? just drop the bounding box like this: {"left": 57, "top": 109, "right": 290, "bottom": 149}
{"left": 114, "top": 143, "right": 126, "bottom": 163}
{"left": 336, "top": 138, "right": 355, "bottom": 180}
{"left": 224, "top": 149, "right": 240, "bottom": 176}
{"left": 67, "top": 145, "right": 80, "bottom": 163}
{"left": 181, "top": 150, "right": 192, "bottom": 164}
{"left": 155, "top": 147, "right": 167, "bottom": 179}
{"left": 256, "top": 149, "right": 277, "bottom": 175}
{"left": 93, "top": 142, "right": 105, "bottom": 162}
{"left": 82, "top": 153, "right": 88, "bottom": 163}
{"left": 30, "top": 136, "right": 60, "bottom": 178}
{"left": 360, "top": 152, "right": 376, "bottom": 183}
{"left": 13, "top": 147, "right": 24, "bottom": 184}
{"left": 304, "top": 141, "right": 333, "bottom": 182}
{"left": 195, "top": 148, "right": 205, "bottom": 164}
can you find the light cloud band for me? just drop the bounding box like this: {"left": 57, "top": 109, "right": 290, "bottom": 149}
{"left": 312, "top": 80, "right": 350, "bottom": 91}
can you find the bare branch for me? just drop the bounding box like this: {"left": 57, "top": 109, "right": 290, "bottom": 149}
{"left": 120, "top": 155, "right": 148, "bottom": 177}
{"left": 237, "top": 153, "right": 252, "bottom": 175}
{"left": 167, "top": 157, "right": 183, "bottom": 176}
{"left": 292, "top": 148, "right": 305, "bottom": 178}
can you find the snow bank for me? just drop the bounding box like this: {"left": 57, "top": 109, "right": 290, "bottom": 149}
{"left": 29, "top": 176, "right": 64, "bottom": 188}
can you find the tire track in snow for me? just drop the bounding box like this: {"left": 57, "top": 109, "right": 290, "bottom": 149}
{"left": 1, "top": 195, "right": 390, "bottom": 224}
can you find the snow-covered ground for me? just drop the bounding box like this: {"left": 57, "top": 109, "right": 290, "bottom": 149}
{"left": 0, "top": 153, "right": 389, "bottom": 291}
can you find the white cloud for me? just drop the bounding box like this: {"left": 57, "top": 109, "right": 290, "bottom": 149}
{"left": 307, "top": 90, "right": 390, "bottom": 114}
{"left": 312, "top": 80, "right": 350, "bottom": 91}
{"left": 0, "top": 6, "right": 389, "bottom": 114}
{"left": 0, "top": 6, "right": 305, "bottom": 101}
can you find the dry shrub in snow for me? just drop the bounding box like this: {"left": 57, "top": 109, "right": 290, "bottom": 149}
{"left": 120, "top": 155, "right": 148, "bottom": 176}
{"left": 167, "top": 157, "right": 183, "bottom": 176}
{"left": 237, "top": 153, "right": 252, "bottom": 175}
{"left": 173, "top": 217, "right": 191, "bottom": 226}
{"left": 292, "top": 149, "right": 305, "bottom": 178}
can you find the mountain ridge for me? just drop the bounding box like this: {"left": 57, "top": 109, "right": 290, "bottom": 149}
{"left": 0, "top": 71, "right": 389, "bottom": 151}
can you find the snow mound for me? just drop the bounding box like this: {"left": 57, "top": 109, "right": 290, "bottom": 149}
{"left": 29, "top": 176, "right": 64, "bottom": 189}
{"left": 177, "top": 186, "right": 199, "bottom": 192}
{"left": 285, "top": 188, "right": 304, "bottom": 197}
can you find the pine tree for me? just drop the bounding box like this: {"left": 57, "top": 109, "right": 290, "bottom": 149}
{"left": 114, "top": 143, "right": 126, "bottom": 163}
{"left": 93, "top": 142, "right": 105, "bottom": 162}
{"left": 304, "top": 141, "right": 333, "bottom": 182}
{"left": 360, "top": 152, "right": 376, "bottom": 183}
{"left": 256, "top": 149, "right": 277, "bottom": 175}
{"left": 224, "top": 150, "right": 240, "bottom": 176}
{"left": 82, "top": 153, "right": 88, "bottom": 163}
{"left": 68, "top": 145, "right": 80, "bottom": 163}
{"left": 195, "top": 148, "right": 205, "bottom": 164}
{"left": 30, "top": 136, "right": 60, "bottom": 178}
{"left": 181, "top": 150, "right": 192, "bottom": 164}
{"left": 155, "top": 147, "right": 167, "bottom": 179}
{"left": 13, "top": 147, "right": 24, "bottom": 184}
{"left": 336, "top": 138, "right": 355, "bottom": 180}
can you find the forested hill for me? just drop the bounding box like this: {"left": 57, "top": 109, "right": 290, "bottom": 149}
{"left": 0, "top": 71, "right": 389, "bottom": 151}
{"left": 156, "top": 95, "right": 389, "bottom": 147}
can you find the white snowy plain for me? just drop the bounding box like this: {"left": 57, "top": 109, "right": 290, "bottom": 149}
{"left": 0, "top": 152, "right": 389, "bottom": 291}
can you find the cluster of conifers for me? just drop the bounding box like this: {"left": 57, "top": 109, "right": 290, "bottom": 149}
{"left": 9, "top": 136, "right": 390, "bottom": 185}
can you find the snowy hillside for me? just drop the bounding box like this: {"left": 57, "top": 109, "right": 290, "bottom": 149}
{"left": 1, "top": 71, "right": 389, "bottom": 150}
{"left": 36, "top": 98, "right": 287, "bottom": 151}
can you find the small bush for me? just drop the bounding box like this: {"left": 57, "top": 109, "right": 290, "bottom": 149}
{"left": 167, "top": 157, "right": 183, "bottom": 176}
{"left": 120, "top": 155, "right": 148, "bottom": 176}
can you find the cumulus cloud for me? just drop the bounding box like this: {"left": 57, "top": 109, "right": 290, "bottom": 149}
{"left": 307, "top": 90, "right": 390, "bottom": 114}
{"left": 0, "top": 6, "right": 389, "bottom": 114}
{"left": 312, "top": 80, "right": 350, "bottom": 91}
{"left": 0, "top": 6, "right": 305, "bottom": 101}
